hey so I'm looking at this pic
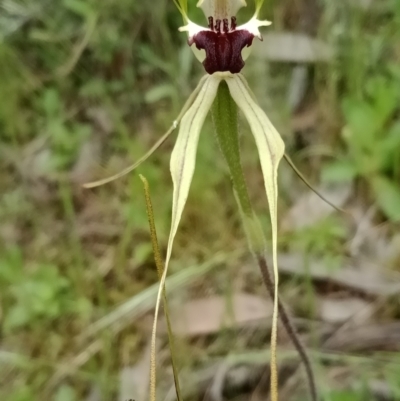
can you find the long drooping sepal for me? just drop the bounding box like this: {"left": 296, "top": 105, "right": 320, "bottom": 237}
{"left": 212, "top": 77, "right": 317, "bottom": 401}
{"left": 83, "top": 75, "right": 209, "bottom": 189}
{"left": 168, "top": 74, "right": 221, "bottom": 264}
{"left": 149, "top": 74, "right": 221, "bottom": 401}
{"left": 225, "top": 73, "right": 284, "bottom": 401}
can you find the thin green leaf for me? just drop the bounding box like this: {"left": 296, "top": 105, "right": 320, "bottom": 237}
{"left": 140, "top": 175, "right": 182, "bottom": 401}
{"left": 149, "top": 74, "right": 221, "bottom": 401}
{"left": 211, "top": 81, "right": 265, "bottom": 251}
{"left": 225, "top": 73, "right": 284, "bottom": 401}
{"left": 83, "top": 75, "right": 209, "bottom": 188}
{"left": 211, "top": 80, "right": 252, "bottom": 216}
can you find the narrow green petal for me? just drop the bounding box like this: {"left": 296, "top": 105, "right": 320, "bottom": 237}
{"left": 149, "top": 74, "right": 221, "bottom": 401}
{"left": 225, "top": 73, "right": 284, "bottom": 401}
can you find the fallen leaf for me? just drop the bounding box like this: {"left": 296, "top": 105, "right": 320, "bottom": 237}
{"left": 170, "top": 293, "right": 273, "bottom": 336}
{"left": 318, "top": 297, "right": 373, "bottom": 324}
{"left": 325, "top": 322, "right": 400, "bottom": 352}
{"left": 275, "top": 253, "right": 400, "bottom": 296}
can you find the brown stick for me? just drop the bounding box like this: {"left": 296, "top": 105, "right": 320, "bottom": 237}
{"left": 256, "top": 254, "right": 318, "bottom": 401}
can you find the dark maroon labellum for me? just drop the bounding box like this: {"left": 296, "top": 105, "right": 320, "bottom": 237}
{"left": 189, "top": 17, "right": 254, "bottom": 75}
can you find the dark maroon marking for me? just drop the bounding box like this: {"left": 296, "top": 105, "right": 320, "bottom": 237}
{"left": 189, "top": 17, "right": 255, "bottom": 75}
{"left": 215, "top": 19, "right": 221, "bottom": 33}
{"left": 223, "top": 18, "right": 229, "bottom": 34}
{"left": 230, "top": 16, "right": 237, "bottom": 31}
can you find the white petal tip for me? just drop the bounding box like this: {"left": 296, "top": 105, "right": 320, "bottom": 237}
{"left": 179, "top": 20, "right": 208, "bottom": 37}
{"left": 238, "top": 17, "right": 272, "bottom": 39}
{"left": 261, "top": 20, "right": 272, "bottom": 26}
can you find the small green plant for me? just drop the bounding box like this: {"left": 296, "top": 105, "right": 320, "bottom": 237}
{"left": 0, "top": 248, "right": 69, "bottom": 332}
{"left": 322, "top": 73, "right": 400, "bottom": 221}
{"left": 0, "top": 246, "right": 81, "bottom": 332}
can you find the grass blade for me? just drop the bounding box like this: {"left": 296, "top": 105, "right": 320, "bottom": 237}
{"left": 140, "top": 175, "right": 183, "bottom": 401}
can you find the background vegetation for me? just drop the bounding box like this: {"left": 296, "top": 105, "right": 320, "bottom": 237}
{"left": 1, "top": 0, "right": 400, "bottom": 400}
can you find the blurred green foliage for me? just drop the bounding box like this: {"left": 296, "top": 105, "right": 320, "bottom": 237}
{"left": 1, "top": 0, "right": 400, "bottom": 400}
{"left": 323, "top": 73, "right": 400, "bottom": 220}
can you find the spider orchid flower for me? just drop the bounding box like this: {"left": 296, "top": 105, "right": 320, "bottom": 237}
{"left": 160, "top": 1, "right": 284, "bottom": 400}
{"left": 85, "top": 1, "right": 285, "bottom": 399}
